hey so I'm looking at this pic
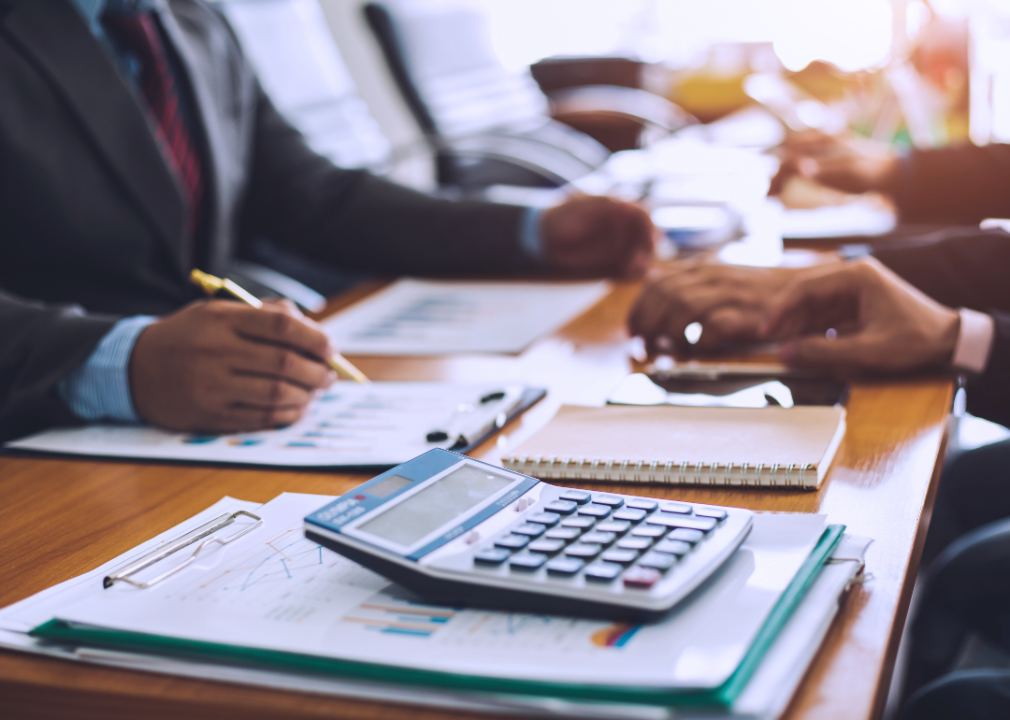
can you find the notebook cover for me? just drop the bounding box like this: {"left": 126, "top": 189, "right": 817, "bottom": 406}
{"left": 502, "top": 405, "right": 846, "bottom": 489}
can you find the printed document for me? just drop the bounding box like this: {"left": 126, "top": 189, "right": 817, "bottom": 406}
{"left": 5, "top": 383, "right": 524, "bottom": 468}
{"left": 322, "top": 279, "right": 610, "bottom": 355}
{"left": 49, "top": 493, "right": 826, "bottom": 690}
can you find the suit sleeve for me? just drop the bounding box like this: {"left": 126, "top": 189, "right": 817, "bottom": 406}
{"left": 0, "top": 289, "right": 119, "bottom": 441}
{"left": 896, "top": 144, "right": 1010, "bottom": 224}
{"left": 873, "top": 229, "right": 1010, "bottom": 314}
{"left": 238, "top": 86, "right": 530, "bottom": 276}
{"left": 964, "top": 311, "right": 1010, "bottom": 426}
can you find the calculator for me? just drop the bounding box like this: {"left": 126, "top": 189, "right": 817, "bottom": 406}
{"left": 304, "top": 449, "right": 752, "bottom": 621}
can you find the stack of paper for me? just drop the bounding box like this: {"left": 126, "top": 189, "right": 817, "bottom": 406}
{"left": 0, "top": 493, "right": 868, "bottom": 719}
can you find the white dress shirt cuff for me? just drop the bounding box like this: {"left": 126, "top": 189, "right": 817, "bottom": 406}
{"left": 57, "top": 315, "right": 157, "bottom": 422}
{"left": 951, "top": 308, "right": 995, "bottom": 375}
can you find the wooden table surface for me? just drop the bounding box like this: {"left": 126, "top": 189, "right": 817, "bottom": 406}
{"left": 0, "top": 281, "right": 953, "bottom": 720}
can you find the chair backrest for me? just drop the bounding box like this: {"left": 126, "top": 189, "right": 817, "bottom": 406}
{"left": 216, "top": 0, "right": 392, "bottom": 172}
{"left": 363, "top": 0, "right": 549, "bottom": 140}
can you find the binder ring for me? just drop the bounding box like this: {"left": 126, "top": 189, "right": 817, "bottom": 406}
{"left": 648, "top": 460, "right": 659, "bottom": 483}
{"left": 725, "top": 462, "right": 734, "bottom": 485}
{"left": 679, "top": 461, "right": 688, "bottom": 483}
{"left": 709, "top": 462, "right": 720, "bottom": 484}
{"left": 740, "top": 463, "right": 750, "bottom": 486}
{"left": 590, "top": 457, "right": 601, "bottom": 480}
{"left": 104, "top": 510, "right": 263, "bottom": 590}
{"left": 619, "top": 458, "right": 630, "bottom": 481}
{"left": 799, "top": 463, "right": 812, "bottom": 484}
{"left": 785, "top": 463, "right": 795, "bottom": 486}
{"left": 604, "top": 458, "right": 615, "bottom": 481}
{"left": 770, "top": 463, "right": 780, "bottom": 486}
{"left": 755, "top": 464, "right": 764, "bottom": 487}
{"left": 694, "top": 461, "right": 704, "bottom": 484}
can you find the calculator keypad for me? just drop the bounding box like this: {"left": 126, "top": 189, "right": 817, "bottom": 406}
{"left": 480, "top": 490, "right": 733, "bottom": 590}
{"left": 577, "top": 504, "right": 611, "bottom": 519}
{"left": 546, "top": 557, "right": 584, "bottom": 575}
{"left": 544, "top": 500, "right": 577, "bottom": 515}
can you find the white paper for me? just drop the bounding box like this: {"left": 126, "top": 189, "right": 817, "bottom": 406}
{"left": 5, "top": 383, "right": 523, "bottom": 467}
{"left": 0, "top": 496, "right": 263, "bottom": 634}
{"left": 52, "top": 493, "right": 826, "bottom": 691}
{"left": 0, "top": 494, "right": 866, "bottom": 720}
{"left": 781, "top": 203, "right": 896, "bottom": 239}
{"left": 322, "top": 278, "right": 610, "bottom": 355}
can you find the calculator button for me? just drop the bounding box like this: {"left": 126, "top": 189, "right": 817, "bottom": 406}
{"left": 527, "top": 512, "right": 561, "bottom": 527}
{"left": 494, "top": 534, "right": 530, "bottom": 550}
{"left": 623, "top": 567, "right": 662, "bottom": 589}
{"left": 546, "top": 557, "right": 585, "bottom": 576}
{"left": 580, "top": 531, "right": 616, "bottom": 546}
{"left": 694, "top": 507, "right": 728, "bottom": 521}
{"left": 560, "top": 490, "right": 591, "bottom": 504}
{"left": 638, "top": 552, "right": 678, "bottom": 571}
{"left": 578, "top": 504, "right": 611, "bottom": 519}
{"left": 625, "top": 498, "right": 658, "bottom": 511}
{"left": 646, "top": 515, "right": 718, "bottom": 532}
{"left": 527, "top": 538, "right": 566, "bottom": 555}
{"left": 510, "top": 553, "right": 548, "bottom": 571}
{"left": 600, "top": 548, "right": 639, "bottom": 565}
{"left": 592, "top": 494, "right": 625, "bottom": 508}
{"left": 613, "top": 508, "right": 647, "bottom": 523}
{"left": 584, "top": 562, "right": 623, "bottom": 581}
{"left": 562, "top": 516, "right": 596, "bottom": 530}
{"left": 545, "top": 527, "right": 581, "bottom": 541}
{"left": 617, "top": 537, "right": 654, "bottom": 551}
{"left": 512, "top": 523, "right": 547, "bottom": 537}
{"left": 667, "top": 528, "right": 705, "bottom": 544}
{"left": 564, "top": 543, "right": 603, "bottom": 559}
{"left": 474, "top": 548, "right": 511, "bottom": 565}
{"left": 653, "top": 539, "right": 693, "bottom": 556}
{"left": 661, "top": 502, "right": 692, "bottom": 515}
{"left": 544, "top": 500, "right": 578, "bottom": 515}
{"left": 631, "top": 525, "right": 667, "bottom": 539}
{"left": 595, "top": 520, "right": 631, "bottom": 535}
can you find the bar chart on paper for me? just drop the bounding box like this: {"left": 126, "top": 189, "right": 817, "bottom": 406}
{"left": 7, "top": 382, "right": 527, "bottom": 468}
{"left": 322, "top": 279, "right": 610, "bottom": 355}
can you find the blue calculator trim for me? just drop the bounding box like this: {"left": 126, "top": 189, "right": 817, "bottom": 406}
{"left": 305, "top": 450, "right": 539, "bottom": 561}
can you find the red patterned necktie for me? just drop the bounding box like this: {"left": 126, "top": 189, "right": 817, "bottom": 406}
{"left": 102, "top": 11, "right": 204, "bottom": 236}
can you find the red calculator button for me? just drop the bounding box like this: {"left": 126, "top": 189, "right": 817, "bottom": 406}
{"left": 623, "top": 567, "right": 661, "bottom": 589}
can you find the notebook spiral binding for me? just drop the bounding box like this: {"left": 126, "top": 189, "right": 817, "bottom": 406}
{"left": 502, "top": 455, "right": 816, "bottom": 488}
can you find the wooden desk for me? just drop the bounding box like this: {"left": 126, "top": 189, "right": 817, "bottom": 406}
{"left": 0, "top": 281, "right": 952, "bottom": 720}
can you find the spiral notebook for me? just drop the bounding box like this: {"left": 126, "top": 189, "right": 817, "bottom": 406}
{"left": 501, "top": 405, "right": 846, "bottom": 489}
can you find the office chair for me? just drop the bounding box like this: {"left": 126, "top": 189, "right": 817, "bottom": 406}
{"left": 362, "top": 0, "right": 694, "bottom": 191}
{"left": 217, "top": 0, "right": 386, "bottom": 302}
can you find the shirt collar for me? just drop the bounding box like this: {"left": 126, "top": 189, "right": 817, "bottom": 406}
{"left": 69, "top": 0, "right": 157, "bottom": 28}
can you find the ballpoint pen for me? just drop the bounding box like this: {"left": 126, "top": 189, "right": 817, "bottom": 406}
{"left": 189, "top": 268, "right": 370, "bottom": 384}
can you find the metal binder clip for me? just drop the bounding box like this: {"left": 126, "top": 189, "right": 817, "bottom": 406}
{"left": 103, "top": 510, "right": 263, "bottom": 590}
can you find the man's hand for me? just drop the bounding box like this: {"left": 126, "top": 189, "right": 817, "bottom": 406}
{"left": 762, "top": 257, "right": 960, "bottom": 372}
{"left": 627, "top": 262, "right": 800, "bottom": 353}
{"left": 541, "top": 195, "right": 656, "bottom": 278}
{"left": 769, "top": 130, "right": 900, "bottom": 197}
{"left": 130, "top": 299, "right": 336, "bottom": 432}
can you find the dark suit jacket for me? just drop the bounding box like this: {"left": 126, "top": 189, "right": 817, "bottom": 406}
{"left": 0, "top": 0, "right": 528, "bottom": 441}
{"left": 876, "top": 144, "right": 1010, "bottom": 426}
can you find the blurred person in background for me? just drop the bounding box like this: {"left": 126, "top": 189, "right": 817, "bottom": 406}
{"left": 627, "top": 129, "right": 1010, "bottom": 720}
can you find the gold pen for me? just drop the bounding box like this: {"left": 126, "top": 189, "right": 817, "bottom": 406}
{"left": 190, "top": 268, "right": 370, "bottom": 384}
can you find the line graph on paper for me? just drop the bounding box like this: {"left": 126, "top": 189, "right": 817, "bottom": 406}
{"left": 160, "top": 524, "right": 388, "bottom": 622}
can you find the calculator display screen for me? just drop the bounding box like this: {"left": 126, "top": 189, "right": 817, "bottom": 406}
{"left": 356, "top": 464, "right": 513, "bottom": 548}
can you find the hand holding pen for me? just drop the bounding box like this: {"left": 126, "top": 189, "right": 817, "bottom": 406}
{"left": 126, "top": 270, "right": 366, "bottom": 433}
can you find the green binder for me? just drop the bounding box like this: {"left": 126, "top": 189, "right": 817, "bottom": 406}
{"left": 31, "top": 525, "right": 844, "bottom": 709}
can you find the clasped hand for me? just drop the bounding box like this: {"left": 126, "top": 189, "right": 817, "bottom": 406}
{"left": 629, "top": 258, "right": 961, "bottom": 374}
